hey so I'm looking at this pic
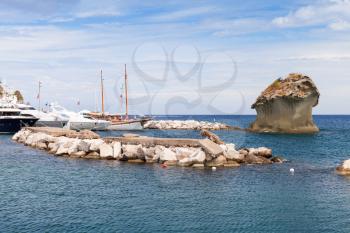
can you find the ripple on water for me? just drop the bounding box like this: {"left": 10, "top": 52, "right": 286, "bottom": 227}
{"left": 1, "top": 116, "right": 350, "bottom": 233}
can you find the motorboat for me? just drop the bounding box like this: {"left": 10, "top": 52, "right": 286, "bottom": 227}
{"left": 16, "top": 103, "right": 67, "bottom": 128}
{"left": 0, "top": 102, "right": 38, "bottom": 133}
{"left": 49, "top": 103, "right": 110, "bottom": 131}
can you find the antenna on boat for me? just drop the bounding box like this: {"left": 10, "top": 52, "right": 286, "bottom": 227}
{"left": 124, "top": 64, "right": 128, "bottom": 119}
{"left": 100, "top": 69, "right": 105, "bottom": 115}
{"left": 38, "top": 81, "right": 42, "bottom": 112}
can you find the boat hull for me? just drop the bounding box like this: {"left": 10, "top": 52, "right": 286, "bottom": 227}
{"left": 108, "top": 121, "right": 143, "bottom": 131}
{"left": 66, "top": 121, "right": 110, "bottom": 131}
{"left": 35, "top": 120, "right": 68, "bottom": 128}
{"left": 0, "top": 118, "right": 38, "bottom": 133}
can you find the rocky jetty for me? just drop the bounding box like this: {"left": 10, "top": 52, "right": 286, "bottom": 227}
{"left": 12, "top": 127, "right": 285, "bottom": 168}
{"left": 336, "top": 160, "right": 350, "bottom": 175}
{"left": 250, "top": 73, "right": 320, "bottom": 133}
{"left": 144, "top": 120, "right": 236, "bottom": 130}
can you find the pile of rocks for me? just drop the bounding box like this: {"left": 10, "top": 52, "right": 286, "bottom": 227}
{"left": 12, "top": 128, "right": 285, "bottom": 168}
{"left": 144, "top": 120, "right": 231, "bottom": 130}
{"left": 336, "top": 160, "right": 350, "bottom": 175}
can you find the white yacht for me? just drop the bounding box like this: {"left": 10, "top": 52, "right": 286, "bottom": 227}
{"left": 49, "top": 103, "right": 110, "bottom": 131}
{"left": 16, "top": 103, "right": 67, "bottom": 128}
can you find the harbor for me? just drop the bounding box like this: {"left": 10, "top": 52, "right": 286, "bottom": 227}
{"left": 2, "top": 0, "right": 350, "bottom": 232}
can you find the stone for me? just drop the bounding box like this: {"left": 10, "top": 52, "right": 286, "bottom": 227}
{"left": 206, "top": 155, "right": 227, "bottom": 167}
{"left": 239, "top": 148, "right": 249, "bottom": 157}
{"left": 128, "top": 159, "right": 145, "bottom": 163}
{"left": 224, "top": 160, "right": 240, "bottom": 167}
{"left": 36, "top": 142, "right": 47, "bottom": 150}
{"left": 189, "top": 149, "right": 206, "bottom": 163}
{"left": 164, "top": 160, "right": 178, "bottom": 166}
{"left": 112, "top": 142, "right": 122, "bottom": 159}
{"left": 85, "top": 151, "right": 100, "bottom": 159}
{"left": 249, "top": 147, "right": 272, "bottom": 158}
{"left": 192, "top": 164, "right": 205, "bottom": 168}
{"left": 78, "top": 140, "right": 90, "bottom": 152}
{"left": 89, "top": 139, "right": 105, "bottom": 151}
{"left": 56, "top": 145, "right": 69, "bottom": 156}
{"left": 70, "top": 151, "right": 86, "bottom": 158}
{"left": 245, "top": 154, "right": 272, "bottom": 164}
{"left": 222, "top": 144, "right": 245, "bottom": 162}
{"left": 336, "top": 159, "right": 350, "bottom": 175}
{"left": 99, "top": 143, "right": 114, "bottom": 159}
{"left": 271, "top": 156, "right": 285, "bottom": 163}
{"left": 174, "top": 147, "right": 195, "bottom": 161}
{"left": 178, "top": 158, "right": 194, "bottom": 167}
{"left": 200, "top": 130, "right": 224, "bottom": 144}
{"left": 159, "top": 148, "right": 177, "bottom": 162}
{"left": 122, "top": 144, "right": 143, "bottom": 160}
{"left": 68, "top": 140, "right": 80, "bottom": 155}
{"left": 142, "top": 147, "right": 158, "bottom": 163}
{"left": 250, "top": 73, "right": 320, "bottom": 133}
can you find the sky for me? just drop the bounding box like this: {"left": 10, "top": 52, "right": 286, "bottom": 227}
{"left": 0, "top": 0, "right": 349, "bottom": 115}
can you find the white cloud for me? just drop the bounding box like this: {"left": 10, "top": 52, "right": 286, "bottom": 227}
{"left": 199, "top": 18, "right": 268, "bottom": 36}
{"left": 272, "top": 0, "right": 350, "bottom": 30}
{"left": 328, "top": 19, "right": 350, "bottom": 30}
{"left": 150, "top": 6, "right": 215, "bottom": 21}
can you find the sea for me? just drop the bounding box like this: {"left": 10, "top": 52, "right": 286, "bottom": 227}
{"left": 1, "top": 115, "right": 350, "bottom": 233}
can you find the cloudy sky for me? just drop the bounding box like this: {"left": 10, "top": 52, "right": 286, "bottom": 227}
{"left": 0, "top": 0, "right": 349, "bottom": 114}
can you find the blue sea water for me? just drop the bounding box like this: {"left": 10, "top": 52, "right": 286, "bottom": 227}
{"left": 1, "top": 115, "right": 350, "bottom": 233}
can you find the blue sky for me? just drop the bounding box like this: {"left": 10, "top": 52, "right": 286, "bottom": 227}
{"left": 0, "top": 0, "right": 349, "bottom": 114}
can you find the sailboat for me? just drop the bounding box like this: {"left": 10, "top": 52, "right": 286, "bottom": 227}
{"left": 86, "top": 65, "right": 150, "bottom": 131}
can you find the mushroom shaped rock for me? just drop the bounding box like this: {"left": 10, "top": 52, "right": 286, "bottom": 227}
{"left": 250, "top": 73, "right": 320, "bottom": 133}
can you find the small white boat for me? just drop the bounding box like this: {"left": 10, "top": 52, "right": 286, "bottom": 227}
{"left": 49, "top": 103, "right": 110, "bottom": 131}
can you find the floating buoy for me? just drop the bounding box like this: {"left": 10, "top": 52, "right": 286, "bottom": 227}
{"left": 290, "top": 168, "right": 295, "bottom": 173}
{"left": 161, "top": 164, "right": 168, "bottom": 169}
{"left": 212, "top": 167, "right": 217, "bottom": 171}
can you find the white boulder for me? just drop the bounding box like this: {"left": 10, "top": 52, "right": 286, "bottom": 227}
{"left": 112, "top": 142, "right": 122, "bottom": 159}
{"left": 99, "top": 143, "right": 114, "bottom": 159}
{"left": 122, "top": 144, "right": 143, "bottom": 160}
{"left": 89, "top": 139, "right": 105, "bottom": 152}
{"left": 159, "top": 148, "right": 177, "bottom": 162}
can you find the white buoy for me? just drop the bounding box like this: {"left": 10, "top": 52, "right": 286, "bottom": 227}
{"left": 290, "top": 168, "right": 295, "bottom": 173}
{"left": 212, "top": 167, "right": 217, "bottom": 171}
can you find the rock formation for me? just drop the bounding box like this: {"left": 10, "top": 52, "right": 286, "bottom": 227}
{"left": 336, "top": 159, "right": 350, "bottom": 175}
{"left": 250, "top": 73, "right": 320, "bottom": 133}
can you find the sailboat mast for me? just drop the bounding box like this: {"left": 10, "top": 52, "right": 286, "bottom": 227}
{"left": 100, "top": 69, "right": 105, "bottom": 114}
{"left": 38, "top": 81, "right": 42, "bottom": 112}
{"left": 124, "top": 64, "right": 128, "bottom": 119}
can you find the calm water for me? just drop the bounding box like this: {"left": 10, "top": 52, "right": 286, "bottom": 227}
{"left": 1, "top": 115, "right": 350, "bottom": 233}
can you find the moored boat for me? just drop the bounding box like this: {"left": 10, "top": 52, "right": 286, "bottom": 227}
{"left": 49, "top": 103, "right": 110, "bottom": 131}
{"left": 88, "top": 65, "right": 150, "bottom": 131}
{"left": 16, "top": 103, "right": 68, "bottom": 128}
{"left": 0, "top": 104, "right": 38, "bottom": 133}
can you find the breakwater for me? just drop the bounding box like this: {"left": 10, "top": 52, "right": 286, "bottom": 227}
{"left": 143, "top": 120, "right": 241, "bottom": 130}
{"left": 12, "top": 127, "right": 284, "bottom": 168}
